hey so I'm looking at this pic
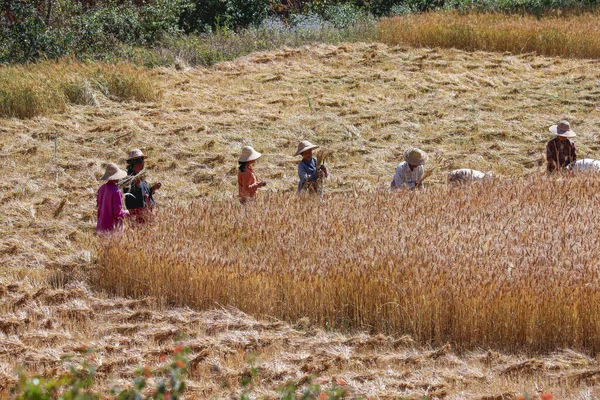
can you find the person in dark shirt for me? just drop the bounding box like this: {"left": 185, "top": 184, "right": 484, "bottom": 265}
{"left": 546, "top": 120, "right": 577, "bottom": 173}
{"left": 295, "top": 140, "right": 328, "bottom": 194}
{"left": 124, "top": 149, "right": 161, "bottom": 223}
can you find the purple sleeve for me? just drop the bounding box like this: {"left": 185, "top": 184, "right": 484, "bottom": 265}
{"left": 113, "top": 189, "right": 127, "bottom": 220}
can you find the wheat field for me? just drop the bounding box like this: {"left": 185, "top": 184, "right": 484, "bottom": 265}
{"left": 96, "top": 177, "right": 600, "bottom": 354}
{"left": 2, "top": 40, "right": 600, "bottom": 397}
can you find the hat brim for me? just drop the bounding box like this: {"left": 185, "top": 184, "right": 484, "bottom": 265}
{"left": 549, "top": 125, "right": 576, "bottom": 138}
{"left": 295, "top": 144, "right": 319, "bottom": 156}
{"left": 406, "top": 158, "right": 426, "bottom": 166}
{"left": 127, "top": 155, "right": 147, "bottom": 161}
{"left": 239, "top": 152, "right": 262, "bottom": 162}
{"left": 100, "top": 170, "right": 128, "bottom": 181}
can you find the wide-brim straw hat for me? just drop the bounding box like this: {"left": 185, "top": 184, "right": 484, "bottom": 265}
{"left": 295, "top": 140, "right": 319, "bottom": 156}
{"left": 404, "top": 147, "right": 428, "bottom": 166}
{"left": 127, "top": 148, "right": 147, "bottom": 160}
{"left": 238, "top": 146, "right": 262, "bottom": 162}
{"left": 100, "top": 163, "right": 127, "bottom": 181}
{"left": 549, "top": 120, "right": 576, "bottom": 138}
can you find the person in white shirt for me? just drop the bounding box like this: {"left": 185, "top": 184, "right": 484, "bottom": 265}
{"left": 572, "top": 158, "right": 600, "bottom": 172}
{"left": 391, "top": 148, "right": 428, "bottom": 190}
{"left": 448, "top": 168, "right": 490, "bottom": 183}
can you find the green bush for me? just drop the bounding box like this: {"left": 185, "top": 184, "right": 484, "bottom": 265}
{"left": 322, "top": 3, "right": 367, "bottom": 28}
{"left": 1, "top": 1, "right": 73, "bottom": 63}
{"left": 225, "top": 0, "right": 271, "bottom": 29}
{"left": 178, "top": 0, "right": 228, "bottom": 33}
{"left": 11, "top": 346, "right": 189, "bottom": 400}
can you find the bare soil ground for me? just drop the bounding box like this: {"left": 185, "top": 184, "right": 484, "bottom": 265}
{"left": 2, "top": 42, "right": 600, "bottom": 397}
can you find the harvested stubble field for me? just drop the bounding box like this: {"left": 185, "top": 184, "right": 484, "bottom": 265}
{"left": 2, "top": 41, "right": 600, "bottom": 397}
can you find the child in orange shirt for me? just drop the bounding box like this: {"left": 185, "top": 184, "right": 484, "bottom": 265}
{"left": 238, "top": 146, "right": 267, "bottom": 203}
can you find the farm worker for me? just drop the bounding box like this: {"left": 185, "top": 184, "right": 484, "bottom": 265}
{"left": 295, "top": 140, "right": 328, "bottom": 194}
{"left": 238, "top": 146, "right": 267, "bottom": 204}
{"left": 391, "top": 147, "right": 428, "bottom": 190}
{"left": 546, "top": 120, "right": 576, "bottom": 173}
{"left": 123, "top": 149, "right": 161, "bottom": 223}
{"left": 96, "top": 163, "right": 129, "bottom": 233}
{"left": 572, "top": 158, "right": 600, "bottom": 172}
{"left": 448, "top": 169, "right": 491, "bottom": 183}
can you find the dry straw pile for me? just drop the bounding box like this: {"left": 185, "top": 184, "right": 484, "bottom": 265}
{"left": 98, "top": 175, "right": 600, "bottom": 353}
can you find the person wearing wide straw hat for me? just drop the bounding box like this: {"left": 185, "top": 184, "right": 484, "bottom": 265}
{"left": 546, "top": 120, "right": 577, "bottom": 173}
{"left": 96, "top": 163, "right": 129, "bottom": 233}
{"left": 391, "top": 147, "right": 428, "bottom": 190}
{"left": 123, "top": 148, "right": 161, "bottom": 223}
{"left": 295, "top": 140, "right": 328, "bottom": 194}
{"left": 238, "top": 146, "right": 267, "bottom": 204}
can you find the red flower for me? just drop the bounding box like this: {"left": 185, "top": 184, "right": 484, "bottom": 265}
{"left": 175, "top": 360, "right": 186, "bottom": 369}
{"left": 541, "top": 393, "right": 554, "bottom": 400}
{"left": 159, "top": 354, "right": 168, "bottom": 362}
{"left": 143, "top": 366, "right": 152, "bottom": 378}
{"left": 173, "top": 345, "right": 184, "bottom": 355}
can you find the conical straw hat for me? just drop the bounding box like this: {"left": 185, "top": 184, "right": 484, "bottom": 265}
{"left": 100, "top": 163, "right": 127, "bottom": 180}
{"left": 238, "top": 146, "right": 262, "bottom": 162}
{"left": 295, "top": 140, "right": 319, "bottom": 156}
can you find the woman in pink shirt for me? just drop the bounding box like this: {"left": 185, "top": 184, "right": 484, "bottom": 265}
{"left": 237, "top": 146, "right": 267, "bottom": 204}
{"left": 96, "top": 163, "right": 129, "bottom": 233}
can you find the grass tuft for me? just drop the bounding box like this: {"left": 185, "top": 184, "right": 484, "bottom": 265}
{"left": 0, "top": 76, "right": 66, "bottom": 119}
{"left": 0, "top": 61, "right": 161, "bottom": 119}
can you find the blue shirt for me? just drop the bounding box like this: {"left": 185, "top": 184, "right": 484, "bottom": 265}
{"left": 298, "top": 157, "right": 318, "bottom": 192}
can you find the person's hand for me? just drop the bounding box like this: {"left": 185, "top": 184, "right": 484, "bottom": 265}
{"left": 124, "top": 210, "right": 130, "bottom": 215}
{"left": 320, "top": 165, "right": 328, "bottom": 178}
{"left": 151, "top": 182, "right": 162, "bottom": 194}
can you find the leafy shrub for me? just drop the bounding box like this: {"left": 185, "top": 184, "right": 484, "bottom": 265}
{"left": 225, "top": 0, "right": 271, "bottom": 29}
{"left": 178, "top": 0, "right": 228, "bottom": 33}
{"left": 369, "top": 0, "right": 403, "bottom": 15}
{"left": 322, "top": 3, "right": 367, "bottom": 28}
{"left": 139, "top": 0, "right": 191, "bottom": 43}
{"left": 0, "top": 1, "right": 74, "bottom": 63}
{"left": 11, "top": 346, "right": 189, "bottom": 399}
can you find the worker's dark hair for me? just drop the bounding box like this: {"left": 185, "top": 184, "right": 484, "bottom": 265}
{"left": 239, "top": 162, "right": 247, "bottom": 172}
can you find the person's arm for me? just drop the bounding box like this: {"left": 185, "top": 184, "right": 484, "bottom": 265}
{"left": 298, "top": 162, "right": 309, "bottom": 184}
{"left": 113, "top": 190, "right": 128, "bottom": 220}
{"left": 546, "top": 142, "right": 556, "bottom": 173}
{"left": 240, "top": 171, "right": 262, "bottom": 196}
{"left": 415, "top": 167, "right": 425, "bottom": 190}
{"left": 150, "top": 182, "right": 162, "bottom": 194}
